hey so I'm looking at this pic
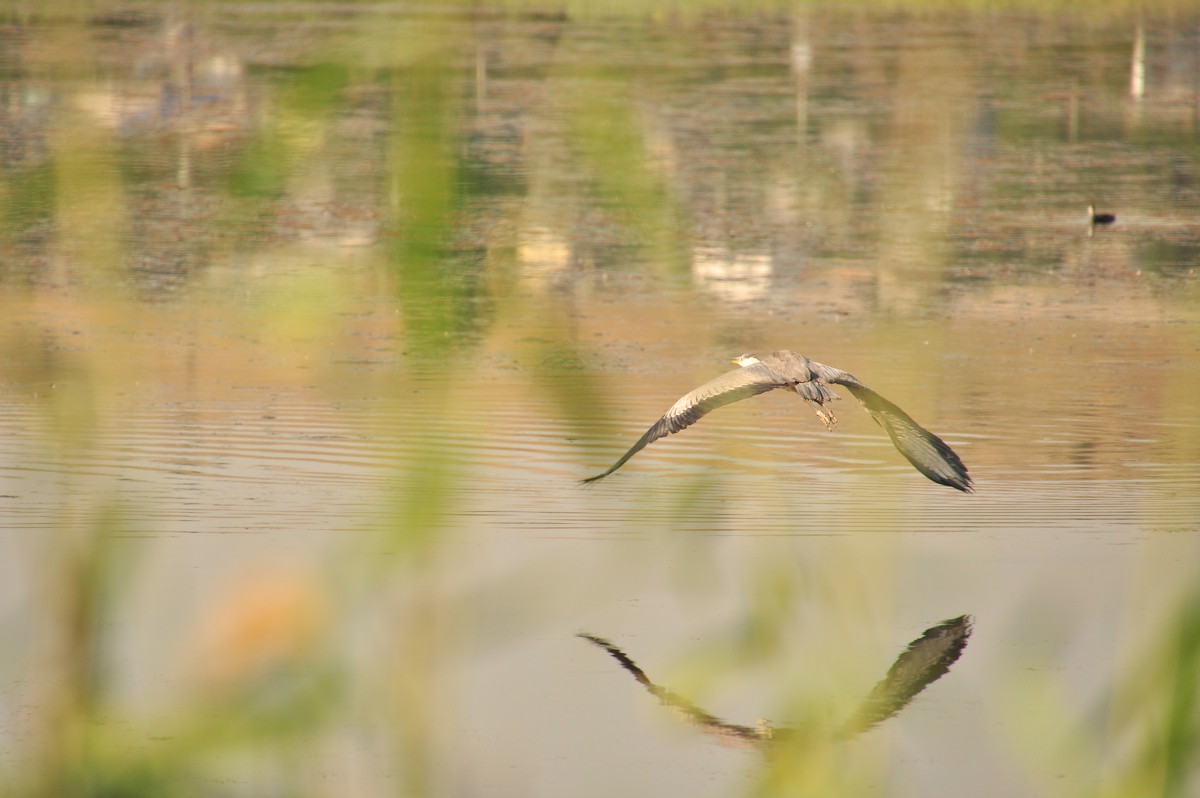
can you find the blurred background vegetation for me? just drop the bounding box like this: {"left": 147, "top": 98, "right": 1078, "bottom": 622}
{"left": 0, "top": 1, "right": 1198, "bottom": 796}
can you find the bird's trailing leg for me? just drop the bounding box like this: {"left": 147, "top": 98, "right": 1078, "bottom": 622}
{"left": 806, "top": 399, "right": 838, "bottom": 429}
{"left": 794, "top": 380, "right": 839, "bottom": 429}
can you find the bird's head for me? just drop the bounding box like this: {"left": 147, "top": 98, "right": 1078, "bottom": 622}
{"left": 733, "top": 353, "right": 760, "bottom": 367}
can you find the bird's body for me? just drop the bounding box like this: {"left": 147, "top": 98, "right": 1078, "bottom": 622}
{"left": 583, "top": 350, "right": 972, "bottom": 492}
{"left": 1088, "top": 204, "right": 1116, "bottom": 226}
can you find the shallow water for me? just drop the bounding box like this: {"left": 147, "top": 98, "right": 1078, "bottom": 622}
{"left": 1, "top": 4, "right": 1199, "bottom": 797}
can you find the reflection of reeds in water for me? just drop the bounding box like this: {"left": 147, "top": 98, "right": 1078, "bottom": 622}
{"left": 579, "top": 615, "right": 973, "bottom": 748}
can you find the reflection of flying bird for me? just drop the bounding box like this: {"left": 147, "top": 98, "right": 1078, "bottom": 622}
{"left": 577, "top": 634, "right": 771, "bottom": 748}
{"left": 582, "top": 350, "right": 972, "bottom": 492}
{"left": 835, "top": 614, "right": 974, "bottom": 738}
{"left": 577, "top": 615, "right": 973, "bottom": 747}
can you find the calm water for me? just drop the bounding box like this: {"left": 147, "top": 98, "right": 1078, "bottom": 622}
{"left": 0, "top": 4, "right": 1198, "bottom": 797}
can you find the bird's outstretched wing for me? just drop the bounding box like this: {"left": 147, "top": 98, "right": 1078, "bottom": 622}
{"left": 577, "top": 634, "right": 768, "bottom": 746}
{"left": 582, "top": 362, "right": 787, "bottom": 483}
{"left": 808, "top": 362, "right": 973, "bottom": 493}
{"left": 577, "top": 634, "right": 655, "bottom": 690}
{"left": 836, "top": 615, "right": 973, "bottom": 739}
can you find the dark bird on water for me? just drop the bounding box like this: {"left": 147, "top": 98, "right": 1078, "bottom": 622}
{"left": 1088, "top": 204, "right": 1116, "bottom": 226}
{"left": 582, "top": 350, "right": 972, "bottom": 492}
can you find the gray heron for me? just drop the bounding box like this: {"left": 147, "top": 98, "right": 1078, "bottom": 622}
{"left": 582, "top": 350, "right": 972, "bottom": 492}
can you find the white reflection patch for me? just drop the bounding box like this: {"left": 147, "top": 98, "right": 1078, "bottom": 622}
{"left": 692, "top": 245, "right": 773, "bottom": 302}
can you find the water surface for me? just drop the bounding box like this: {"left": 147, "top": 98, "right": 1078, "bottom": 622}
{"left": 0, "top": 4, "right": 1198, "bottom": 797}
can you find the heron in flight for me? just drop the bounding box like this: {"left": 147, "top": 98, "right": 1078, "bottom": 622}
{"left": 583, "top": 350, "right": 972, "bottom": 492}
